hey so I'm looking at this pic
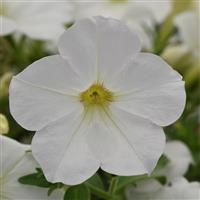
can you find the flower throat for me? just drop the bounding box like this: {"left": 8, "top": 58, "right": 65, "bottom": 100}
{"left": 80, "top": 83, "right": 114, "bottom": 107}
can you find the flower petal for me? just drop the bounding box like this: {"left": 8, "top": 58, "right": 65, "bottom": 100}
{"left": 163, "top": 141, "right": 193, "bottom": 181}
{"left": 0, "top": 136, "right": 63, "bottom": 199}
{"left": 112, "top": 52, "right": 182, "bottom": 91}
{"left": 0, "top": 135, "right": 29, "bottom": 176}
{"left": 134, "top": 1, "right": 172, "bottom": 23}
{"left": 9, "top": 55, "right": 82, "bottom": 131}
{"left": 113, "top": 53, "right": 186, "bottom": 126}
{"left": 58, "top": 18, "right": 98, "bottom": 85}
{"left": 5, "top": 184, "right": 63, "bottom": 200}
{"left": 18, "top": 19, "right": 66, "bottom": 41}
{"left": 168, "top": 177, "right": 200, "bottom": 198}
{"left": 175, "top": 11, "right": 198, "bottom": 56}
{"left": 32, "top": 109, "right": 99, "bottom": 185}
{"left": 87, "top": 106, "right": 165, "bottom": 175}
{"left": 58, "top": 17, "right": 141, "bottom": 86}
{"left": 94, "top": 17, "right": 141, "bottom": 85}
{"left": 4, "top": 153, "right": 64, "bottom": 200}
{"left": 163, "top": 178, "right": 200, "bottom": 199}
{"left": 5, "top": 1, "right": 73, "bottom": 40}
{"left": 132, "top": 179, "right": 162, "bottom": 193}
{"left": 126, "top": 178, "right": 200, "bottom": 200}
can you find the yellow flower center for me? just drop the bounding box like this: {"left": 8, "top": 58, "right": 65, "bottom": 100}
{"left": 80, "top": 83, "right": 114, "bottom": 107}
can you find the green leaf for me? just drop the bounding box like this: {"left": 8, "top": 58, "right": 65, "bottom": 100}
{"left": 19, "top": 168, "right": 64, "bottom": 197}
{"left": 154, "top": 155, "right": 170, "bottom": 172}
{"left": 64, "top": 184, "right": 90, "bottom": 200}
{"left": 18, "top": 169, "right": 51, "bottom": 188}
{"left": 154, "top": 176, "right": 167, "bottom": 185}
{"left": 48, "top": 185, "right": 58, "bottom": 196}
{"left": 48, "top": 183, "right": 63, "bottom": 196}
{"left": 86, "top": 173, "right": 104, "bottom": 189}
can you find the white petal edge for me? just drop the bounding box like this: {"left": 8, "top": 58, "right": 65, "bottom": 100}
{"left": 163, "top": 140, "right": 193, "bottom": 181}
{"left": 87, "top": 106, "right": 166, "bottom": 176}
{"left": 134, "top": 0, "right": 172, "bottom": 22}
{"left": 0, "top": 135, "right": 29, "bottom": 176}
{"left": 4, "top": 153, "right": 64, "bottom": 200}
{"left": 58, "top": 16, "right": 141, "bottom": 86}
{"left": 9, "top": 55, "right": 82, "bottom": 131}
{"left": 126, "top": 177, "right": 200, "bottom": 200}
{"left": 111, "top": 52, "right": 183, "bottom": 92}
{"left": 112, "top": 53, "right": 186, "bottom": 126}
{"left": 5, "top": 1, "right": 73, "bottom": 40}
{"left": 32, "top": 109, "right": 99, "bottom": 185}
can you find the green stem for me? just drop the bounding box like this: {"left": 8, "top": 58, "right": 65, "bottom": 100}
{"left": 85, "top": 182, "right": 118, "bottom": 200}
{"left": 108, "top": 177, "right": 118, "bottom": 194}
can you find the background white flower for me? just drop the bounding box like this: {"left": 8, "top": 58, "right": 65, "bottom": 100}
{"left": 72, "top": 0, "right": 172, "bottom": 49}
{"left": 9, "top": 17, "right": 186, "bottom": 185}
{"left": 72, "top": 0, "right": 128, "bottom": 20}
{"left": 123, "top": 0, "right": 172, "bottom": 50}
{"left": 126, "top": 141, "right": 198, "bottom": 200}
{"left": 158, "top": 140, "right": 193, "bottom": 181}
{"left": 0, "top": 0, "right": 73, "bottom": 40}
{"left": 0, "top": 135, "right": 64, "bottom": 199}
{"left": 174, "top": 11, "right": 199, "bottom": 58}
{"left": 150, "top": 140, "right": 192, "bottom": 183}
{"left": 126, "top": 177, "right": 200, "bottom": 200}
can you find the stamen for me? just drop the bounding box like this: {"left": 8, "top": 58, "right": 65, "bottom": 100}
{"left": 80, "top": 83, "right": 114, "bottom": 107}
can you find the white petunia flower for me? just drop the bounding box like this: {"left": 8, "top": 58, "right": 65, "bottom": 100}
{"left": 73, "top": 0, "right": 171, "bottom": 25}
{"left": 73, "top": 0, "right": 129, "bottom": 20}
{"left": 134, "top": 0, "right": 172, "bottom": 23}
{"left": 9, "top": 17, "right": 186, "bottom": 185}
{"left": 126, "top": 177, "right": 200, "bottom": 200}
{"left": 157, "top": 140, "right": 193, "bottom": 182}
{"left": 0, "top": 135, "right": 64, "bottom": 199}
{"left": 72, "top": 0, "right": 172, "bottom": 49}
{"left": 0, "top": 0, "right": 73, "bottom": 40}
{"left": 174, "top": 11, "right": 199, "bottom": 58}
{"left": 126, "top": 141, "right": 197, "bottom": 200}
{"left": 123, "top": 0, "right": 172, "bottom": 50}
